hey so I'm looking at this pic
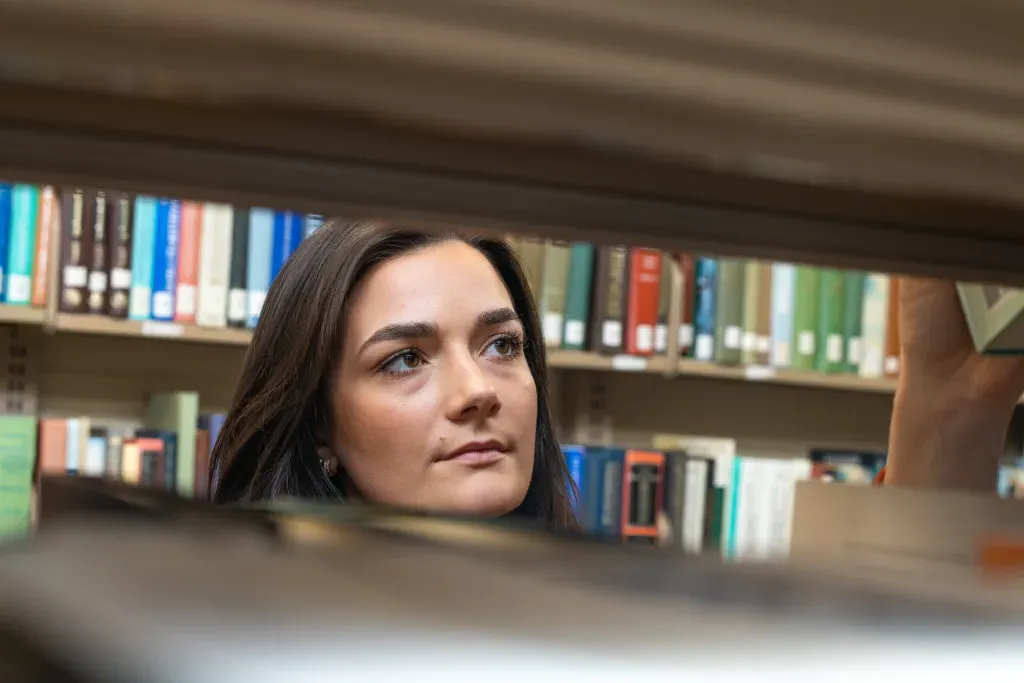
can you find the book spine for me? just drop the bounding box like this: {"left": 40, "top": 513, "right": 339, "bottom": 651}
{"left": 85, "top": 191, "right": 109, "bottom": 315}
{"left": 128, "top": 196, "right": 157, "bottom": 320}
{"left": 691, "top": 257, "right": 718, "bottom": 361}
{"left": 246, "top": 208, "right": 274, "bottom": 328}
{"left": 227, "top": 206, "right": 250, "bottom": 328}
{"left": 29, "top": 186, "right": 56, "bottom": 308}
{"left": 625, "top": 248, "right": 662, "bottom": 356}
{"left": 174, "top": 201, "right": 202, "bottom": 324}
{"left": 150, "top": 199, "right": 181, "bottom": 322}
{"left": 561, "top": 243, "right": 594, "bottom": 350}
{"left": 105, "top": 193, "right": 133, "bottom": 318}
{"left": 7, "top": 184, "right": 38, "bottom": 306}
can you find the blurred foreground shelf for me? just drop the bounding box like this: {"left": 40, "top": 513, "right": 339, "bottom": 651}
{"left": 1, "top": 0, "right": 1024, "bottom": 282}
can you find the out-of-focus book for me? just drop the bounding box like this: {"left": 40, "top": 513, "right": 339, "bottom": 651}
{"left": 958, "top": 283, "right": 1024, "bottom": 354}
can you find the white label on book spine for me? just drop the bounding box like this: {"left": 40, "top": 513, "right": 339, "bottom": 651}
{"left": 741, "top": 331, "right": 756, "bottom": 352}
{"left": 724, "top": 326, "right": 741, "bottom": 350}
{"left": 885, "top": 356, "right": 900, "bottom": 375}
{"left": 110, "top": 267, "right": 131, "bottom": 290}
{"left": 564, "top": 319, "right": 585, "bottom": 346}
{"left": 602, "top": 320, "right": 622, "bottom": 348}
{"left": 62, "top": 264, "right": 87, "bottom": 288}
{"left": 542, "top": 312, "right": 563, "bottom": 345}
{"left": 654, "top": 324, "right": 667, "bottom": 352}
{"left": 248, "top": 291, "right": 267, "bottom": 319}
{"left": 6, "top": 274, "right": 30, "bottom": 304}
{"left": 176, "top": 284, "right": 197, "bottom": 316}
{"left": 151, "top": 292, "right": 173, "bottom": 319}
{"left": 847, "top": 337, "right": 862, "bottom": 364}
{"left": 826, "top": 334, "right": 843, "bottom": 363}
{"left": 611, "top": 355, "right": 647, "bottom": 372}
{"left": 678, "top": 324, "right": 694, "bottom": 349}
{"left": 141, "top": 321, "right": 184, "bottom": 338}
{"left": 635, "top": 324, "right": 654, "bottom": 352}
{"left": 756, "top": 335, "right": 771, "bottom": 353}
{"left": 797, "top": 330, "right": 815, "bottom": 356}
{"left": 87, "top": 271, "right": 107, "bottom": 293}
{"left": 228, "top": 289, "right": 247, "bottom": 322}
{"left": 695, "top": 334, "right": 714, "bottom": 361}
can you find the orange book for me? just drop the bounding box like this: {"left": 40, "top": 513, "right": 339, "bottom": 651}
{"left": 174, "top": 201, "right": 202, "bottom": 324}
{"left": 37, "top": 418, "right": 68, "bottom": 477}
{"left": 30, "top": 186, "right": 57, "bottom": 308}
{"left": 625, "top": 249, "right": 663, "bottom": 356}
{"left": 620, "top": 449, "right": 666, "bottom": 541}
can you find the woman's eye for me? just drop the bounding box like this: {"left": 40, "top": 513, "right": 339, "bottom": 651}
{"left": 484, "top": 335, "right": 519, "bottom": 358}
{"left": 382, "top": 350, "right": 422, "bottom": 374}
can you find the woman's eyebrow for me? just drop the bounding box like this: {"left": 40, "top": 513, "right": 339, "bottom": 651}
{"left": 359, "top": 321, "right": 437, "bottom": 354}
{"left": 358, "top": 307, "right": 519, "bottom": 354}
{"left": 477, "top": 307, "right": 519, "bottom": 327}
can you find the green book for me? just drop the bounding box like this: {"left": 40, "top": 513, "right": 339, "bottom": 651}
{"left": 814, "top": 269, "right": 846, "bottom": 374}
{"left": 0, "top": 416, "right": 37, "bottom": 540}
{"left": 841, "top": 271, "right": 867, "bottom": 373}
{"left": 790, "top": 266, "right": 821, "bottom": 372}
{"left": 147, "top": 391, "right": 200, "bottom": 498}
{"left": 713, "top": 258, "right": 746, "bottom": 366}
{"left": 561, "top": 243, "right": 595, "bottom": 351}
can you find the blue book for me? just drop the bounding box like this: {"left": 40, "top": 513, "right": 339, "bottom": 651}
{"left": 128, "top": 196, "right": 158, "bottom": 320}
{"left": 562, "top": 444, "right": 586, "bottom": 519}
{"left": 150, "top": 199, "right": 181, "bottom": 321}
{"left": 303, "top": 214, "right": 324, "bottom": 238}
{"left": 246, "top": 209, "right": 274, "bottom": 328}
{"left": 692, "top": 258, "right": 718, "bottom": 361}
{"left": 579, "top": 447, "right": 624, "bottom": 538}
{"left": 270, "top": 210, "right": 303, "bottom": 281}
{"left": 0, "top": 184, "right": 11, "bottom": 303}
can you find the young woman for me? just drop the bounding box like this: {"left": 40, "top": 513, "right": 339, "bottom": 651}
{"left": 210, "top": 220, "right": 577, "bottom": 529}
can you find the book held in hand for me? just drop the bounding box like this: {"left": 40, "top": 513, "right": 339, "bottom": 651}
{"left": 957, "top": 283, "right": 1024, "bottom": 354}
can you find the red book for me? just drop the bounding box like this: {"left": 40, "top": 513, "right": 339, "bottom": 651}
{"left": 174, "top": 201, "right": 203, "bottom": 324}
{"left": 625, "top": 249, "right": 663, "bottom": 356}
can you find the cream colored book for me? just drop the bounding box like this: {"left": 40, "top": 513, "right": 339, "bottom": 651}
{"left": 957, "top": 283, "right": 1024, "bottom": 354}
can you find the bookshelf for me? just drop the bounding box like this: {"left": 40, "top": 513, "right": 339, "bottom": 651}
{"left": 0, "top": 0, "right": 1023, "bottom": 577}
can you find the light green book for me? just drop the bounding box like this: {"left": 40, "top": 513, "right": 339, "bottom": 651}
{"left": 148, "top": 391, "right": 200, "bottom": 498}
{"left": 0, "top": 416, "right": 37, "bottom": 540}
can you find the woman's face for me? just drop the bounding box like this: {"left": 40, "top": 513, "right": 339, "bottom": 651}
{"left": 332, "top": 241, "right": 537, "bottom": 516}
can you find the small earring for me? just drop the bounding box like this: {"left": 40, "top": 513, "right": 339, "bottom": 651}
{"left": 321, "top": 457, "right": 338, "bottom": 477}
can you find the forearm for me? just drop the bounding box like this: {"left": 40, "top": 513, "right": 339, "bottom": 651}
{"left": 886, "top": 376, "right": 1011, "bottom": 491}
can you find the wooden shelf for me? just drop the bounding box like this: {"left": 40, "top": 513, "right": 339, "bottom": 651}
{"left": 675, "top": 358, "right": 898, "bottom": 395}
{"left": 2, "top": 0, "right": 1024, "bottom": 282}
{"left": 0, "top": 306, "right": 48, "bottom": 326}
{"left": 53, "top": 314, "right": 252, "bottom": 347}
{"left": 547, "top": 350, "right": 673, "bottom": 374}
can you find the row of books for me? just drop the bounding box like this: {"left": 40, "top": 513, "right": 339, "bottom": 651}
{"left": 0, "top": 182, "right": 323, "bottom": 327}
{"left": 565, "top": 436, "right": 889, "bottom": 560}
{"left": 512, "top": 238, "right": 903, "bottom": 378}
{"left": 0, "top": 391, "right": 222, "bottom": 538}
{"left": 1, "top": 183, "right": 903, "bottom": 380}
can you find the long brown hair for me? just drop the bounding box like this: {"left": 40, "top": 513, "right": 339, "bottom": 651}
{"left": 210, "top": 220, "right": 577, "bottom": 529}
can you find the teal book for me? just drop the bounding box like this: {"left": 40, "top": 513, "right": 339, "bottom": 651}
{"left": 0, "top": 416, "right": 37, "bottom": 540}
{"left": 6, "top": 184, "right": 38, "bottom": 306}
{"left": 561, "top": 243, "right": 594, "bottom": 350}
